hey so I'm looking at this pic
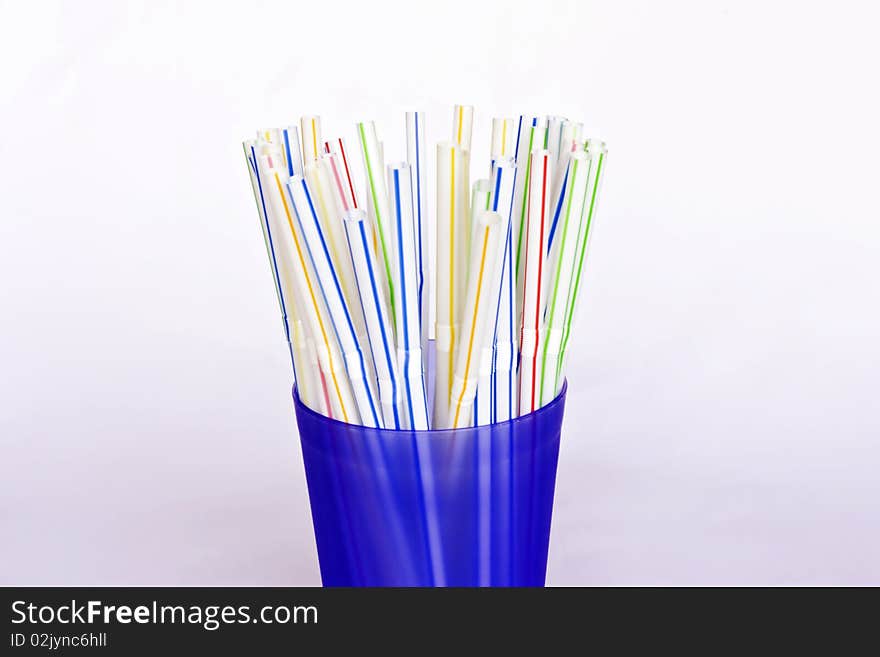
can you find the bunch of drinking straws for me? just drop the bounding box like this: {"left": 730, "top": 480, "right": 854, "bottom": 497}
{"left": 243, "top": 107, "right": 606, "bottom": 430}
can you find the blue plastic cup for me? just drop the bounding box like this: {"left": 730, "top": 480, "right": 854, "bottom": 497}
{"left": 294, "top": 383, "right": 566, "bottom": 586}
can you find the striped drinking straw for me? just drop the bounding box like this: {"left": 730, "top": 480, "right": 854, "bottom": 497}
{"left": 406, "top": 111, "right": 434, "bottom": 352}
{"left": 447, "top": 210, "right": 505, "bottom": 429}
{"left": 327, "top": 137, "right": 360, "bottom": 210}
{"left": 512, "top": 116, "right": 547, "bottom": 334}
{"left": 556, "top": 145, "right": 606, "bottom": 393}
{"left": 453, "top": 104, "right": 474, "bottom": 150}
{"left": 388, "top": 163, "right": 430, "bottom": 430}
{"left": 243, "top": 141, "right": 286, "bottom": 321}
{"left": 357, "top": 121, "right": 396, "bottom": 326}
{"left": 304, "top": 160, "right": 361, "bottom": 317}
{"left": 300, "top": 115, "right": 323, "bottom": 163}
{"left": 468, "top": 179, "right": 492, "bottom": 424}
{"left": 487, "top": 157, "right": 517, "bottom": 423}
{"left": 282, "top": 126, "right": 305, "bottom": 177}
{"left": 243, "top": 141, "right": 305, "bottom": 396}
{"left": 286, "top": 175, "right": 381, "bottom": 427}
{"left": 490, "top": 117, "right": 516, "bottom": 173}
{"left": 343, "top": 209, "right": 402, "bottom": 429}
{"left": 434, "top": 142, "right": 468, "bottom": 428}
{"left": 258, "top": 155, "right": 356, "bottom": 422}
{"left": 468, "top": 179, "right": 492, "bottom": 281}
{"left": 517, "top": 149, "right": 551, "bottom": 416}
{"left": 537, "top": 152, "right": 590, "bottom": 407}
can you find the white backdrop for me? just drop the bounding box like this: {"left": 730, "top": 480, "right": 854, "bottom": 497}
{"left": 2, "top": 0, "right": 878, "bottom": 585}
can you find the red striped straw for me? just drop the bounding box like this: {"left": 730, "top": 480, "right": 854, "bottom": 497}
{"left": 328, "top": 137, "right": 359, "bottom": 210}
{"left": 518, "top": 149, "right": 551, "bottom": 415}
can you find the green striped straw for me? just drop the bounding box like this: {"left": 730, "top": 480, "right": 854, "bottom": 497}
{"left": 555, "top": 144, "right": 607, "bottom": 391}
{"left": 537, "top": 152, "right": 590, "bottom": 406}
{"left": 356, "top": 120, "right": 396, "bottom": 327}
{"left": 512, "top": 116, "right": 547, "bottom": 330}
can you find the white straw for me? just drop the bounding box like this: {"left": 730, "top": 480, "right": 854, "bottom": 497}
{"left": 468, "top": 179, "right": 492, "bottom": 280}
{"left": 518, "top": 149, "right": 552, "bottom": 416}
{"left": 434, "top": 142, "right": 468, "bottom": 428}
{"left": 473, "top": 346, "right": 493, "bottom": 426}
{"left": 452, "top": 104, "right": 474, "bottom": 150}
{"left": 512, "top": 116, "right": 547, "bottom": 334}
{"left": 356, "top": 121, "right": 396, "bottom": 327}
{"left": 406, "top": 111, "right": 434, "bottom": 349}
{"left": 258, "top": 155, "right": 357, "bottom": 423}
{"left": 343, "top": 208, "right": 402, "bottom": 429}
{"left": 538, "top": 151, "right": 590, "bottom": 407}
{"left": 388, "top": 163, "right": 431, "bottom": 430}
{"left": 304, "top": 160, "right": 361, "bottom": 316}
{"left": 556, "top": 144, "right": 607, "bottom": 392}
{"left": 291, "top": 318, "right": 323, "bottom": 413}
{"left": 300, "top": 115, "right": 323, "bottom": 163}
{"left": 546, "top": 116, "right": 568, "bottom": 165}
{"left": 447, "top": 210, "right": 505, "bottom": 429}
{"left": 327, "top": 137, "right": 360, "bottom": 210}
{"left": 243, "top": 140, "right": 303, "bottom": 389}
{"left": 283, "top": 126, "right": 305, "bottom": 177}
{"left": 490, "top": 117, "right": 516, "bottom": 170}
{"left": 488, "top": 157, "right": 518, "bottom": 423}
{"left": 286, "top": 175, "right": 381, "bottom": 427}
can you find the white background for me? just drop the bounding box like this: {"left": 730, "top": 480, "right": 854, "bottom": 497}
{"left": 1, "top": 0, "right": 878, "bottom": 585}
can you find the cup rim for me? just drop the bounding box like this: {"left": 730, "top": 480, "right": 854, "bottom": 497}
{"left": 292, "top": 380, "right": 567, "bottom": 435}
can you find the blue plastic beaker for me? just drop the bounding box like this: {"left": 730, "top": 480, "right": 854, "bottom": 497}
{"left": 294, "top": 383, "right": 566, "bottom": 586}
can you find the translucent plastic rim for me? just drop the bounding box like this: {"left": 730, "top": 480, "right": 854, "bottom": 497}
{"left": 292, "top": 380, "right": 567, "bottom": 435}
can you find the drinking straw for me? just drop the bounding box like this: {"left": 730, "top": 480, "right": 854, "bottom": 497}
{"left": 283, "top": 126, "right": 305, "bottom": 177}
{"left": 343, "top": 209, "right": 402, "bottom": 429}
{"left": 547, "top": 123, "right": 584, "bottom": 251}
{"left": 387, "top": 163, "right": 430, "bottom": 430}
{"left": 258, "top": 155, "right": 357, "bottom": 422}
{"left": 466, "top": 180, "right": 491, "bottom": 422}
{"left": 243, "top": 140, "right": 302, "bottom": 392}
{"left": 473, "top": 346, "right": 493, "bottom": 426}
{"left": 258, "top": 128, "right": 283, "bottom": 150}
{"left": 300, "top": 115, "right": 323, "bottom": 163}
{"left": 487, "top": 158, "right": 518, "bottom": 423}
{"left": 434, "top": 142, "right": 468, "bottom": 428}
{"left": 291, "top": 317, "right": 324, "bottom": 413}
{"left": 556, "top": 144, "right": 607, "bottom": 393}
{"left": 356, "top": 121, "right": 396, "bottom": 326}
{"left": 243, "top": 141, "right": 286, "bottom": 317}
{"left": 518, "top": 149, "right": 551, "bottom": 416}
{"left": 447, "top": 210, "right": 505, "bottom": 429}
{"left": 286, "top": 175, "right": 381, "bottom": 428}
{"left": 546, "top": 155, "right": 571, "bottom": 255}
{"left": 490, "top": 117, "right": 516, "bottom": 169}
{"left": 304, "top": 160, "right": 360, "bottom": 315}
{"left": 537, "top": 152, "right": 590, "bottom": 407}
{"left": 406, "top": 111, "right": 434, "bottom": 352}
{"left": 560, "top": 121, "right": 582, "bottom": 162}
{"left": 468, "top": 179, "right": 492, "bottom": 280}
{"left": 327, "top": 137, "right": 360, "bottom": 210}
{"left": 512, "top": 116, "right": 547, "bottom": 332}
{"left": 452, "top": 104, "right": 474, "bottom": 150}
{"left": 545, "top": 116, "right": 568, "bottom": 164}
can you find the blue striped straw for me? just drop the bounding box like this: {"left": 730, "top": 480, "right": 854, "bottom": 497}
{"left": 388, "top": 163, "right": 431, "bottom": 430}
{"left": 405, "top": 111, "right": 433, "bottom": 352}
{"left": 489, "top": 158, "right": 518, "bottom": 422}
{"left": 258, "top": 155, "right": 353, "bottom": 420}
{"left": 546, "top": 158, "right": 570, "bottom": 254}
{"left": 243, "top": 142, "right": 298, "bottom": 376}
{"left": 282, "top": 126, "right": 304, "bottom": 177}
{"left": 343, "top": 209, "right": 402, "bottom": 430}
{"left": 285, "top": 176, "right": 380, "bottom": 428}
